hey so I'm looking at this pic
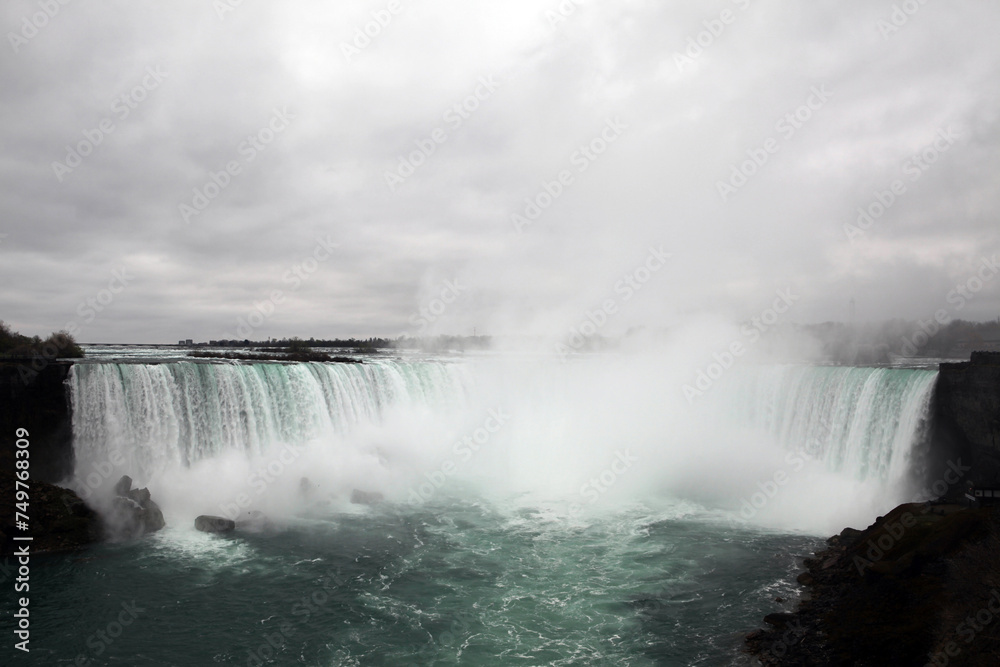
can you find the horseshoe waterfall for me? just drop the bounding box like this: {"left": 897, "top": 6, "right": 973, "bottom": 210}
{"left": 32, "top": 355, "right": 941, "bottom": 665}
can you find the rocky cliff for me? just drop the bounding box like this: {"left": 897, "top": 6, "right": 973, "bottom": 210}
{"left": 746, "top": 502, "right": 1000, "bottom": 666}
{"left": 0, "top": 361, "right": 91, "bottom": 555}
{"left": 0, "top": 360, "right": 76, "bottom": 483}
{"left": 748, "top": 351, "right": 1000, "bottom": 665}
{"left": 932, "top": 351, "right": 1000, "bottom": 487}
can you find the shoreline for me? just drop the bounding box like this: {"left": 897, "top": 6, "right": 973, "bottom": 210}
{"left": 745, "top": 502, "right": 1000, "bottom": 666}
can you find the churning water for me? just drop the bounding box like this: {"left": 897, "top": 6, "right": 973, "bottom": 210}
{"left": 21, "top": 351, "right": 940, "bottom": 665}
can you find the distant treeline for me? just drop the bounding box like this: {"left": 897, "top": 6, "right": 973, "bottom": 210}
{"left": 0, "top": 320, "right": 84, "bottom": 359}
{"left": 209, "top": 335, "right": 494, "bottom": 352}
{"left": 798, "top": 318, "right": 1000, "bottom": 363}
{"left": 188, "top": 350, "right": 356, "bottom": 363}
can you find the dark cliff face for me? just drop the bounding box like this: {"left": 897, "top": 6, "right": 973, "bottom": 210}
{"left": 747, "top": 352, "right": 1000, "bottom": 665}
{"left": 0, "top": 361, "right": 76, "bottom": 484}
{"left": 933, "top": 352, "right": 1000, "bottom": 488}
{"left": 746, "top": 503, "right": 1000, "bottom": 666}
{"left": 0, "top": 362, "right": 99, "bottom": 555}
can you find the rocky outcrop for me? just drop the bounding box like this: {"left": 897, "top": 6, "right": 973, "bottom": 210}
{"left": 0, "top": 479, "right": 101, "bottom": 556}
{"left": 194, "top": 515, "right": 236, "bottom": 533}
{"left": 350, "top": 489, "right": 384, "bottom": 505}
{"left": 0, "top": 361, "right": 75, "bottom": 483}
{"left": 107, "top": 475, "right": 165, "bottom": 538}
{"left": 932, "top": 351, "right": 1000, "bottom": 488}
{"left": 746, "top": 502, "right": 1000, "bottom": 666}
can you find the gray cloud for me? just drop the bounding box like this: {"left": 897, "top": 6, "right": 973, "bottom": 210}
{"left": 2, "top": 0, "right": 998, "bottom": 342}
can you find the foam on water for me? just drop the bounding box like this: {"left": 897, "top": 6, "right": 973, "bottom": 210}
{"left": 67, "top": 353, "right": 937, "bottom": 536}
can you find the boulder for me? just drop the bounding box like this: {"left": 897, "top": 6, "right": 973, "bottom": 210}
{"left": 350, "top": 489, "right": 384, "bottom": 505}
{"left": 195, "top": 515, "right": 236, "bottom": 533}
{"left": 108, "top": 475, "right": 165, "bottom": 538}
{"left": 127, "top": 487, "right": 151, "bottom": 506}
{"left": 109, "top": 495, "right": 165, "bottom": 538}
{"left": 114, "top": 475, "right": 133, "bottom": 497}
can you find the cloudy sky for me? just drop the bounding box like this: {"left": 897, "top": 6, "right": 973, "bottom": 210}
{"left": 1, "top": 0, "right": 998, "bottom": 343}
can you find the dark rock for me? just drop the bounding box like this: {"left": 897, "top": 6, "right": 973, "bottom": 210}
{"left": 350, "top": 489, "right": 384, "bottom": 505}
{"left": 106, "top": 478, "right": 164, "bottom": 539}
{"left": 839, "top": 526, "right": 863, "bottom": 542}
{"left": 142, "top": 498, "right": 165, "bottom": 532}
{"left": 127, "top": 487, "right": 151, "bottom": 505}
{"left": 195, "top": 515, "right": 236, "bottom": 533}
{"left": 763, "top": 612, "right": 796, "bottom": 629}
{"left": 110, "top": 495, "right": 165, "bottom": 538}
{"left": 931, "top": 351, "right": 1000, "bottom": 492}
{"left": 0, "top": 361, "right": 76, "bottom": 483}
{"left": 746, "top": 502, "right": 1000, "bottom": 666}
{"left": 114, "top": 475, "right": 133, "bottom": 496}
{"left": 0, "top": 481, "right": 101, "bottom": 555}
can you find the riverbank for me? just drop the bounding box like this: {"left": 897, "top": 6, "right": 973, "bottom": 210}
{"left": 746, "top": 501, "right": 1000, "bottom": 665}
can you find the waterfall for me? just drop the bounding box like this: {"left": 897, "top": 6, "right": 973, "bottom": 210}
{"left": 722, "top": 365, "right": 938, "bottom": 486}
{"left": 67, "top": 356, "right": 939, "bottom": 532}
{"left": 69, "top": 360, "right": 473, "bottom": 481}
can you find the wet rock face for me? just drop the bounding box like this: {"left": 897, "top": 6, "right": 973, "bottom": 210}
{"left": 934, "top": 352, "right": 1000, "bottom": 487}
{"left": 350, "top": 489, "right": 384, "bottom": 505}
{"left": 194, "top": 515, "right": 236, "bottom": 533}
{"left": 0, "top": 361, "right": 75, "bottom": 483}
{"left": 746, "top": 502, "right": 1000, "bottom": 666}
{"left": 0, "top": 480, "right": 101, "bottom": 556}
{"left": 108, "top": 475, "right": 165, "bottom": 538}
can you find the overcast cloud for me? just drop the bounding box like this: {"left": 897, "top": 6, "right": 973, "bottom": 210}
{"left": 1, "top": 0, "right": 998, "bottom": 343}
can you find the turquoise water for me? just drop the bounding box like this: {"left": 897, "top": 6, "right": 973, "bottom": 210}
{"left": 29, "top": 353, "right": 940, "bottom": 665}
{"left": 11, "top": 498, "right": 818, "bottom": 666}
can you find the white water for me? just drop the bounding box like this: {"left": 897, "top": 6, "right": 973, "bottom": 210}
{"left": 67, "top": 354, "right": 938, "bottom": 535}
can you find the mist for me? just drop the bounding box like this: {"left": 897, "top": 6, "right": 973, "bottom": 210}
{"left": 67, "top": 324, "right": 931, "bottom": 538}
